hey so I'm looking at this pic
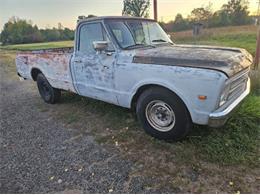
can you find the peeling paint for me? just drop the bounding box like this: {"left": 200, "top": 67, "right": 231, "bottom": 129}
{"left": 133, "top": 45, "right": 252, "bottom": 77}
{"left": 16, "top": 47, "right": 75, "bottom": 92}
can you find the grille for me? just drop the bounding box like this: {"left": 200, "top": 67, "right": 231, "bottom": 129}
{"left": 227, "top": 68, "right": 250, "bottom": 101}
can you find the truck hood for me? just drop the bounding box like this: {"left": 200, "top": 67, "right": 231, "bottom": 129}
{"left": 132, "top": 44, "right": 253, "bottom": 77}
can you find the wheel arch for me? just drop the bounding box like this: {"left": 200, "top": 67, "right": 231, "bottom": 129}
{"left": 31, "top": 68, "right": 43, "bottom": 81}
{"left": 130, "top": 84, "right": 193, "bottom": 121}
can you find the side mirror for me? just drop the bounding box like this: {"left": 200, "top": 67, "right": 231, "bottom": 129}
{"left": 93, "top": 41, "right": 108, "bottom": 51}
{"left": 167, "top": 34, "right": 171, "bottom": 39}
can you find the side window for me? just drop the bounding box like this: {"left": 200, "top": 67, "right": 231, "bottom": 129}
{"left": 79, "top": 23, "right": 114, "bottom": 53}
{"left": 79, "top": 23, "right": 103, "bottom": 53}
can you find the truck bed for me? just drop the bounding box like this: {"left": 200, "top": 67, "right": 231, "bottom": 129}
{"left": 16, "top": 47, "right": 76, "bottom": 92}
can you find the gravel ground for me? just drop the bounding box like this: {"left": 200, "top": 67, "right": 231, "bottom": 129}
{"left": 0, "top": 63, "right": 169, "bottom": 193}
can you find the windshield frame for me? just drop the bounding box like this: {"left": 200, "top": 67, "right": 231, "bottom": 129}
{"left": 104, "top": 19, "right": 173, "bottom": 50}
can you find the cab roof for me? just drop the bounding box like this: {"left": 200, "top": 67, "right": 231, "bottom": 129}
{"left": 77, "top": 16, "right": 156, "bottom": 23}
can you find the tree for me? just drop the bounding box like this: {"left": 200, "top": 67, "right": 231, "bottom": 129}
{"left": 209, "top": 10, "right": 232, "bottom": 27}
{"left": 221, "top": 0, "right": 250, "bottom": 25}
{"left": 0, "top": 17, "right": 74, "bottom": 45}
{"left": 122, "top": 0, "right": 150, "bottom": 18}
{"left": 172, "top": 13, "right": 190, "bottom": 31}
{"left": 189, "top": 6, "right": 213, "bottom": 27}
{"left": 0, "top": 17, "right": 43, "bottom": 45}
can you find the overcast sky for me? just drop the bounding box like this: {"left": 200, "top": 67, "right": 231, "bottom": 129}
{"left": 0, "top": 0, "right": 258, "bottom": 30}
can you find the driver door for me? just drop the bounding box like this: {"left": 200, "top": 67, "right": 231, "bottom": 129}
{"left": 71, "top": 22, "right": 117, "bottom": 104}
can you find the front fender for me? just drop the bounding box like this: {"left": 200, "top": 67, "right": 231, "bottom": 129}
{"left": 129, "top": 79, "right": 195, "bottom": 121}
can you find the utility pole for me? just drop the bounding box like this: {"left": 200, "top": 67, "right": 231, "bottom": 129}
{"left": 257, "top": 1, "right": 260, "bottom": 23}
{"left": 257, "top": 0, "right": 260, "bottom": 16}
{"left": 255, "top": 1, "right": 260, "bottom": 68}
{"left": 256, "top": 0, "right": 260, "bottom": 24}
{"left": 255, "top": 28, "right": 260, "bottom": 68}
{"left": 153, "top": 0, "right": 158, "bottom": 21}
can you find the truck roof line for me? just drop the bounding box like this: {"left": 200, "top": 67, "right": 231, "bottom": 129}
{"left": 77, "top": 16, "right": 155, "bottom": 23}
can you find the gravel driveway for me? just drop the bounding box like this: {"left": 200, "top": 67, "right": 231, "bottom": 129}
{"left": 0, "top": 60, "right": 166, "bottom": 193}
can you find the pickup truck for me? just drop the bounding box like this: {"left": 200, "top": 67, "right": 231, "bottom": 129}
{"left": 16, "top": 16, "right": 252, "bottom": 141}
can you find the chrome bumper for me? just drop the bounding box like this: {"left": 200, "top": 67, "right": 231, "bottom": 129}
{"left": 208, "top": 79, "right": 250, "bottom": 127}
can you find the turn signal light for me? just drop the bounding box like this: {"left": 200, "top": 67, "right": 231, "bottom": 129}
{"left": 198, "top": 95, "right": 207, "bottom": 100}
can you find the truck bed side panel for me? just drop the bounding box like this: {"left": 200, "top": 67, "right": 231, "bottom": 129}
{"left": 16, "top": 49, "right": 76, "bottom": 93}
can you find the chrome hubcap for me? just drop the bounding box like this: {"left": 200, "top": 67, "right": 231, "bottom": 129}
{"left": 145, "top": 100, "right": 176, "bottom": 132}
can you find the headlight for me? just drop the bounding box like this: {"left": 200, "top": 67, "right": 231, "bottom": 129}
{"left": 219, "top": 85, "right": 230, "bottom": 107}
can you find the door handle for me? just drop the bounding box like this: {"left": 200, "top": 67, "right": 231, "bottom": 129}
{"left": 74, "top": 59, "right": 82, "bottom": 63}
{"left": 106, "top": 52, "right": 114, "bottom": 56}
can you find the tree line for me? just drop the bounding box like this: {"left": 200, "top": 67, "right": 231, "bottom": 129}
{"left": 122, "top": 0, "right": 255, "bottom": 32}
{"left": 161, "top": 0, "right": 255, "bottom": 32}
{"left": 0, "top": 17, "right": 74, "bottom": 45}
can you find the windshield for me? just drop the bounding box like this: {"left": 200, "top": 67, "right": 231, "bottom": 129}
{"left": 105, "top": 20, "right": 173, "bottom": 49}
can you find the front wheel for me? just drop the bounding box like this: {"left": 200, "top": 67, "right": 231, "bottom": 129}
{"left": 37, "top": 73, "right": 61, "bottom": 104}
{"left": 136, "top": 87, "right": 191, "bottom": 141}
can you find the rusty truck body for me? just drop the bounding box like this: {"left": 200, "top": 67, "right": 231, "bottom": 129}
{"left": 16, "top": 16, "right": 252, "bottom": 140}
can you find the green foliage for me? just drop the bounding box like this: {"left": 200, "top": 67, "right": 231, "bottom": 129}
{"left": 164, "top": 0, "right": 253, "bottom": 32}
{"left": 0, "top": 17, "right": 43, "bottom": 45}
{"left": 0, "top": 17, "right": 74, "bottom": 45}
{"left": 189, "top": 7, "right": 213, "bottom": 27}
{"left": 188, "top": 95, "right": 260, "bottom": 165}
{"left": 122, "top": 0, "right": 150, "bottom": 18}
{"left": 172, "top": 14, "right": 190, "bottom": 32}
{"left": 222, "top": 0, "right": 251, "bottom": 25}
{"left": 209, "top": 10, "right": 232, "bottom": 27}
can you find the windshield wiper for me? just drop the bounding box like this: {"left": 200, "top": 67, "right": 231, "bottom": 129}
{"left": 124, "top": 44, "right": 155, "bottom": 50}
{"left": 152, "top": 39, "right": 174, "bottom": 45}
{"left": 152, "top": 39, "right": 167, "bottom": 43}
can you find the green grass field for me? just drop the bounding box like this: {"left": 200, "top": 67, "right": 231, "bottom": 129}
{"left": 0, "top": 25, "right": 259, "bottom": 167}
{"left": 173, "top": 25, "right": 258, "bottom": 56}
{"left": 0, "top": 40, "right": 73, "bottom": 51}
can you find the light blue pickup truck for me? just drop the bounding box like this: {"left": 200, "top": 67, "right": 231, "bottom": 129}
{"left": 16, "top": 16, "right": 252, "bottom": 140}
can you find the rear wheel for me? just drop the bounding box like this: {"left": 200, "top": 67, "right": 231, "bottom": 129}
{"left": 37, "top": 73, "right": 61, "bottom": 104}
{"left": 136, "top": 87, "right": 191, "bottom": 141}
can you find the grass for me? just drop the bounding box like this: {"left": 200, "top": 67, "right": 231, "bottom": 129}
{"left": 189, "top": 95, "right": 260, "bottom": 165}
{"left": 0, "top": 40, "right": 73, "bottom": 51}
{"left": 172, "top": 25, "right": 258, "bottom": 56}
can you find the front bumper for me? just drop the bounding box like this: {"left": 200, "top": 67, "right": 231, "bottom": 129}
{"left": 208, "top": 79, "right": 250, "bottom": 127}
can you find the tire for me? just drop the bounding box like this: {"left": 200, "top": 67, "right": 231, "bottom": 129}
{"left": 136, "top": 87, "right": 191, "bottom": 141}
{"left": 36, "top": 73, "right": 61, "bottom": 104}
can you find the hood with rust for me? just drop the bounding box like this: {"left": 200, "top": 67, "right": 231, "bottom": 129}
{"left": 133, "top": 44, "right": 253, "bottom": 77}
